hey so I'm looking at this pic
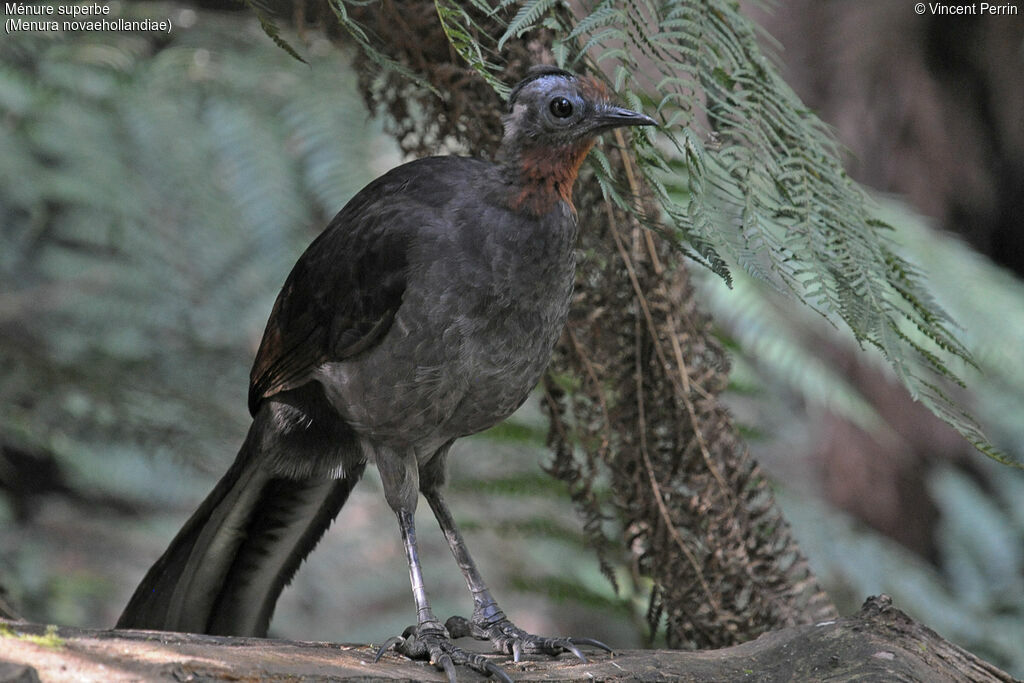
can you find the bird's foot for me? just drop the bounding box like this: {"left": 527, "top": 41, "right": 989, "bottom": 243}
{"left": 445, "top": 613, "right": 613, "bottom": 663}
{"left": 375, "top": 621, "right": 513, "bottom": 683}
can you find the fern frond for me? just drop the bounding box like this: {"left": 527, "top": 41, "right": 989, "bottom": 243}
{"left": 237, "top": 0, "right": 307, "bottom": 64}
{"left": 498, "top": 0, "right": 558, "bottom": 50}
{"left": 537, "top": 0, "right": 1009, "bottom": 463}
{"left": 435, "top": 0, "right": 510, "bottom": 97}
{"left": 329, "top": 0, "right": 441, "bottom": 97}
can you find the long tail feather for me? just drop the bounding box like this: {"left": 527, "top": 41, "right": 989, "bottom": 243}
{"left": 118, "top": 409, "right": 363, "bottom": 636}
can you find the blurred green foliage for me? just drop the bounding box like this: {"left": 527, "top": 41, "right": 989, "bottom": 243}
{"left": 0, "top": 2, "right": 385, "bottom": 624}
{"left": 697, "top": 200, "right": 1024, "bottom": 675}
{"left": 1, "top": 9, "right": 385, "bottom": 487}
{"left": 777, "top": 459, "right": 1024, "bottom": 675}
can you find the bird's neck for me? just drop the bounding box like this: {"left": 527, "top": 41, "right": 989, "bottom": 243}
{"left": 501, "top": 140, "right": 595, "bottom": 217}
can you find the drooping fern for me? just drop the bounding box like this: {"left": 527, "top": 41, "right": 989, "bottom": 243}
{"left": 328, "top": 0, "right": 441, "bottom": 97}
{"left": 417, "top": 0, "right": 1008, "bottom": 466}
{"left": 434, "top": 0, "right": 510, "bottom": 96}
{"left": 237, "top": 0, "right": 308, "bottom": 64}
{"left": 234, "top": 5, "right": 985, "bottom": 466}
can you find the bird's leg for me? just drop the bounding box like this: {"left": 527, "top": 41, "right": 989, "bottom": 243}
{"left": 423, "top": 486, "right": 612, "bottom": 664}
{"left": 397, "top": 507, "right": 444, "bottom": 633}
{"left": 377, "top": 507, "right": 514, "bottom": 683}
{"left": 375, "top": 459, "right": 512, "bottom": 682}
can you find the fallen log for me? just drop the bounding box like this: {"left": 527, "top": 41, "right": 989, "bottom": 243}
{"left": 0, "top": 596, "right": 1016, "bottom": 682}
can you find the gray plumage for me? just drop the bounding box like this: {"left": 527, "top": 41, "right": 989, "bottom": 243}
{"left": 118, "top": 66, "right": 655, "bottom": 680}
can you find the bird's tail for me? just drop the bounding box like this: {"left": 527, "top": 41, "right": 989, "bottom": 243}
{"left": 117, "top": 408, "right": 364, "bottom": 637}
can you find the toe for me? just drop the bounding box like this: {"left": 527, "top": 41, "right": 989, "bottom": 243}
{"left": 378, "top": 623, "right": 514, "bottom": 682}
{"left": 444, "top": 615, "right": 473, "bottom": 639}
{"left": 561, "top": 640, "right": 587, "bottom": 663}
{"left": 463, "top": 615, "right": 611, "bottom": 662}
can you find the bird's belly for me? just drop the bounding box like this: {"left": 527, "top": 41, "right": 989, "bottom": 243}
{"left": 444, "top": 323, "right": 558, "bottom": 436}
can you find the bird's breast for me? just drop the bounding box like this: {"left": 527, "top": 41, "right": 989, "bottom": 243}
{"left": 318, "top": 202, "right": 577, "bottom": 448}
{"left": 435, "top": 207, "right": 576, "bottom": 430}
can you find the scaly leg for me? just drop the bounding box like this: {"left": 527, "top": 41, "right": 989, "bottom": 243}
{"left": 423, "top": 485, "right": 612, "bottom": 663}
{"left": 375, "top": 455, "right": 512, "bottom": 683}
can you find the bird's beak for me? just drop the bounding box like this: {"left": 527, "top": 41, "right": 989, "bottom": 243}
{"left": 595, "top": 105, "right": 658, "bottom": 130}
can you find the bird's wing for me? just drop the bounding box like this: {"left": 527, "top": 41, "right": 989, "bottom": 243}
{"left": 247, "top": 179, "right": 411, "bottom": 415}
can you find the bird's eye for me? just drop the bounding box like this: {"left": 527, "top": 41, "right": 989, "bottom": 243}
{"left": 549, "top": 97, "right": 574, "bottom": 118}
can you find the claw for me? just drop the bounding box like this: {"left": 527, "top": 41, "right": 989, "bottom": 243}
{"left": 484, "top": 659, "right": 515, "bottom": 683}
{"left": 512, "top": 639, "right": 523, "bottom": 663}
{"left": 374, "top": 635, "right": 403, "bottom": 663}
{"left": 563, "top": 641, "right": 587, "bottom": 663}
{"left": 439, "top": 654, "right": 457, "bottom": 683}
{"left": 569, "top": 636, "right": 614, "bottom": 654}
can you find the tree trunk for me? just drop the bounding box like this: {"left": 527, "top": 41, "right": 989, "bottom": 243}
{"left": 337, "top": 0, "right": 837, "bottom": 647}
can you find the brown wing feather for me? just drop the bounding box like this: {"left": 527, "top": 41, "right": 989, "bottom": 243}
{"left": 247, "top": 177, "right": 411, "bottom": 416}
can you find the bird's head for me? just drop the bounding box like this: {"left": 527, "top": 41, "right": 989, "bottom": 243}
{"left": 501, "top": 66, "right": 656, "bottom": 215}
{"left": 503, "top": 66, "right": 656, "bottom": 149}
